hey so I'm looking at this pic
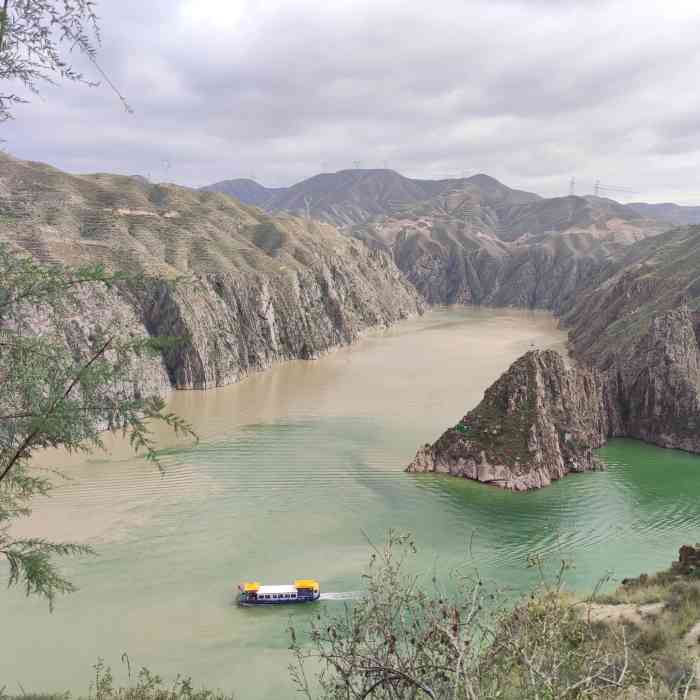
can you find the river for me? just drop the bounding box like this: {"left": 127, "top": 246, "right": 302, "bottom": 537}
{"left": 3, "top": 307, "right": 700, "bottom": 698}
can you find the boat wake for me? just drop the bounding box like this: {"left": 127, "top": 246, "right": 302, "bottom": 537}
{"left": 320, "top": 591, "right": 362, "bottom": 601}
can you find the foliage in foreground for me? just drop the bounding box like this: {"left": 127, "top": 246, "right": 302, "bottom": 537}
{"left": 0, "top": 245, "right": 196, "bottom": 607}
{"left": 0, "top": 0, "right": 131, "bottom": 122}
{"left": 289, "top": 531, "right": 697, "bottom": 699}
{"left": 0, "top": 659, "right": 235, "bottom": 700}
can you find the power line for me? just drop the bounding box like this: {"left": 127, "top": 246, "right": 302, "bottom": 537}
{"left": 594, "top": 179, "right": 636, "bottom": 197}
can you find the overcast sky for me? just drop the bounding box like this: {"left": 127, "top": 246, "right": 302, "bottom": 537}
{"left": 2, "top": 0, "right": 700, "bottom": 203}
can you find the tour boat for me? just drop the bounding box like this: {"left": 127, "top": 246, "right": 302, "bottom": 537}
{"left": 237, "top": 579, "right": 320, "bottom": 606}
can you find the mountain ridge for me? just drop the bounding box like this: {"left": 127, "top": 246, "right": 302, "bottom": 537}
{"left": 201, "top": 168, "right": 543, "bottom": 228}
{"left": 202, "top": 168, "right": 697, "bottom": 231}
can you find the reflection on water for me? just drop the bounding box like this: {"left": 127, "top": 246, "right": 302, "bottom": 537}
{"left": 3, "top": 308, "right": 700, "bottom": 699}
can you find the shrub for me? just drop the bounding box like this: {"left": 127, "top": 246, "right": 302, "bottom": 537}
{"left": 288, "top": 532, "right": 688, "bottom": 699}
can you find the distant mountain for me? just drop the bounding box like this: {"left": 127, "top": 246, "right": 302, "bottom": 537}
{"left": 199, "top": 178, "right": 284, "bottom": 207}
{"left": 628, "top": 202, "right": 700, "bottom": 226}
{"left": 202, "top": 170, "right": 667, "bottom": 241}
{"left": 264, "top": 169, "right": 442, "bottom": 226}
{"left": 201, "top": 169, "right": 541, "bottom": 228}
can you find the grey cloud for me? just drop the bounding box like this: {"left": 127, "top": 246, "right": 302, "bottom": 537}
{"left": 1, "top": 0, "right": 699, "bottom": 203}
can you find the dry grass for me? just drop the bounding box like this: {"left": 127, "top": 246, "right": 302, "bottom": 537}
{"left": 584, "top": 571, "right": 700, "bottom": 696}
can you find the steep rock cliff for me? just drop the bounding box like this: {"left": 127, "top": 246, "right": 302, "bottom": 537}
{"left": 565, "top": 226, "right": 700, "bottom": 452}
{"left": 129, "top": 249, "right": 420, "bottom": 389}
{"left": 603, "top": 307, "right": 700, "bottom": 451}
{"left": 7, "top": 281, "right": 172, "bottom": 411}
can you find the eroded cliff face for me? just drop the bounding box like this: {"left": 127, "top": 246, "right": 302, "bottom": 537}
{"left": 407, "top": 350, "right": 608, "bottom": 490}
{"left": 387, "top": 236, "right": 611, "bottom": 310}
{"left": 22, "top": 243, "right": 424, "bottom": 393}
{"left": 129, "top": 250, "right": 422, "bottom": 389}
{"left": 600, "top": 307, "right": 700, "bottom": 451}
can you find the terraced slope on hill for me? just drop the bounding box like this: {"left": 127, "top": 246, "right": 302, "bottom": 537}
{"left": 0, "top": 154, "right": 424, "bottom": 389}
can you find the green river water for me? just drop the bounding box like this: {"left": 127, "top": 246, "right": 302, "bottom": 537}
{"left": 3, "top": 307, "right": 700, "bottom": 698}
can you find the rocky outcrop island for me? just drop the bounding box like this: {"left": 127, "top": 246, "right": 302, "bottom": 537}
{"left": 407, "top": 350, "right": 608, "bottom": 490}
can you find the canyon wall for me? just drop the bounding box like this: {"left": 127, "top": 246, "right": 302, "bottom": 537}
{"left": 408, "top": 226, "right": 700, "bottom": 489}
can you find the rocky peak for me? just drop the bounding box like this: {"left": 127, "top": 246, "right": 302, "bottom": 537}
{"left": 407, "top": 350, "right": 607, "bottom": 491}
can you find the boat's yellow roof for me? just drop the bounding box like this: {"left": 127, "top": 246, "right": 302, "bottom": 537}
{"left": 242, "top": 580, "right": 319, "bottom": 592}
{"left": 294, "top": 579, "right": 319, "bottom": 589}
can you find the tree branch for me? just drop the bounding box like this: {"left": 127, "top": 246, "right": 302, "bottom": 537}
{"left": 0, "top": 335, "right": 113, "bottom": 485}
{"left": 0, "top": 0, "right": 9, "bottom": 54}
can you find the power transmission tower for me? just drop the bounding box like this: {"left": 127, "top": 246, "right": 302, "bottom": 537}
{"left": 569, "top": 177, "right": 576, "bottom": 196}
{"left": 303, "top": 195, "right": 312, "bottom": 220}
{"left": 594, "top": 179, "right": 600, "bottom": 197}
